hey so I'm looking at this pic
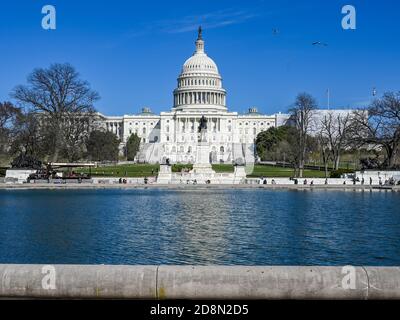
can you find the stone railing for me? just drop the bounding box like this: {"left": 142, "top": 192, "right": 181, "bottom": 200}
{"left": 0, "top": 265, "right": 399, "bottom": 299}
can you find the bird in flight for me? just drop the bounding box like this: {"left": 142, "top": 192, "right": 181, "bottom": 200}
{"left": 312, "top": 41, "right": 328, "bottom": 46}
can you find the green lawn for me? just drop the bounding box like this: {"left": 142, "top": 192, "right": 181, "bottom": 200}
{"left": 76, "top": 164, "right": 159, "bottom": 177}
{"left": 76, "top": 163, "right": 328, "bottom": 178}
{"left": 212, "top": 164, "right": 234, "bottom": 172}
{"left": 248, "top": 165, "right": 328, "bottom": 178}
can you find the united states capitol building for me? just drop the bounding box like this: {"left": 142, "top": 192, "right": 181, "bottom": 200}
{"left": 95, "top": 28, "right": 349, "bottom": 164}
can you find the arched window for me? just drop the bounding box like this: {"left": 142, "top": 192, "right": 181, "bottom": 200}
{"left": 188, "top": 146, "right": 192, "bottom": 153}
{"left": 220, "top": 146, "right": 224, "bottom": 153}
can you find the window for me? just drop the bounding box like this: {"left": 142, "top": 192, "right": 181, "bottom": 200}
{"left": 143, "top": 128, "right": 146, "bottom": 134}
{"left": 220, "top": 146, "right": 224, "bottom": 153}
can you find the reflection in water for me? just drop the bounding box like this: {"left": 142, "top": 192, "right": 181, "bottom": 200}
{"left": 158, "top": 190, "right": 232, "bottom": 264}
{"left": 0, "top": 189, "right": 399, "bottom": 265}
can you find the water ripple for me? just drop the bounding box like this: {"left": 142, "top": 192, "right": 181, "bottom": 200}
{"left": 0, "top": 189, "right": 399, "bottom": 265}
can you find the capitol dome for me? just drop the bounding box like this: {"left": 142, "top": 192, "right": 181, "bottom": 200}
{"left": 173, "top": 27, "right": 227, "bottom": 112}
{"left": 182, "top": 51, "right": 219, "bottom": 74}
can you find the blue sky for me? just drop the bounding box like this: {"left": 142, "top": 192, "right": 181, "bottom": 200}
{"left": 1, "top": 0, "right": 400, "bottom": 115}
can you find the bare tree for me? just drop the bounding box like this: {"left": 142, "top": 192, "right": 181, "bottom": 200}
{"left": 10, "top": 112, "right": 47, "bottom": 159}
{"left": 0, "top": 102, "right": 21, "bottom": 155}
{"left": 317, "top": 133, "right": 331, "bottom": 178}
{"left": 349, "top": 92, "right": 400, "bottom": 169}
{"left": 61, "top": 113, "right": 95, "bottom": 162}
{"left": 12, "top": 63, "right": 99, "bottom": 162}
{"left": 289, "top": 93, "right": 317, "bottom": 177}
{"left": 320, "top": 112, "right": 351, "bottom": 170}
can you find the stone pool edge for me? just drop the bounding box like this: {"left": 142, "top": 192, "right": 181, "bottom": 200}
{"left": 0, "top": 264, "right": 399, "bottom": 299}
{"left": 0, "top": 183, "right": 399, "bottom": 192}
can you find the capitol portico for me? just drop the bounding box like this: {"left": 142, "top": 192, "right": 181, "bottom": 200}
{"left": 96, "top": 27, "right": 285, "bottom": 164}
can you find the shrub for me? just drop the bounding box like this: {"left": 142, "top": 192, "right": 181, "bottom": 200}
{"left": 330, "top": 168, "right": 355, "bottom": 178}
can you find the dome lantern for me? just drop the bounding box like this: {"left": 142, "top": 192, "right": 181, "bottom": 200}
{"left": 195, "top": 26, "right": 205, "bottom": 54}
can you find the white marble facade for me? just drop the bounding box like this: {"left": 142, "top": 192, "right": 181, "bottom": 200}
{"left": 96, "top": 28, "right": 287, "bottom": 164}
